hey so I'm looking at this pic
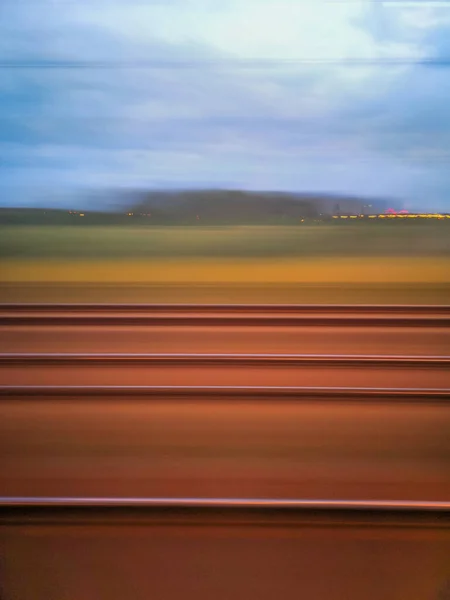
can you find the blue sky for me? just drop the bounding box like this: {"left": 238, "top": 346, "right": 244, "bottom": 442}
{"left": 1, "top": 0, "right": 450, "bottom": 210}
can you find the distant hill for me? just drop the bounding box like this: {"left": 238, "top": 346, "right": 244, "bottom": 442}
{"left": 130, "top": 190, "right": 396, "bottom": 223}
{"left": 131, "top": 190, "right": 315, "bottom": 224}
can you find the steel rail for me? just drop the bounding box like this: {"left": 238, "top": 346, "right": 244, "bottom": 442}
{"left": 2, "top": 315, "right": 448, "bottom": 327}
{"left": 1, "top": 497, "right": 449, "bottom": 511}
{"left": 1, "top": 353, "right": 449, "bottom": 368}
{"left": 1, "top": 303, "right": 449, "bottom": 327}
{"left": 1, "top": 385, "right": 448, "bottom": 402}
{"left": 1, "top": 497, "right": 449, "bottom": 528}
{"left": 1, "top": 303, "right": 450, "bottom": 313}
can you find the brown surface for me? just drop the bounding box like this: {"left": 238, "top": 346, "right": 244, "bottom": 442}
{"left": 2, "top": 324, "right": 449, "bottom": 354}
{"left": 1, "top": 517, "right": 450, "bottom": 600}
{"left": 1, "top": 397, "right": 449, "bottom": 500}
{"left": 1, "top": 363, "right": 449, "bottom": 388}
{"left": 1, "top": 312, "right": 449, "bottom": 599}
{"left": 2, "top": 282, "right": 449, "bottom": 305}
{"left": 2, "top": 323, "right": 449, "bottom": 387}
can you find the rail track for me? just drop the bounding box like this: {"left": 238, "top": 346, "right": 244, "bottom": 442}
{"left": 1, "top": 303, "right": 449, "bottom": 327}
{"left": 1, "top": 384, "right": 448, "bottom": 401}
{"left": 1, "top": 352, "right": 449, "bottom": 368}
{"left": 1, "top": 303, "right": 449, "bottom": 599}
{"left": 2, "top": 496, "right": 449, "bottom": 523}
{"left": 2, "top": 355, "right": 448, "bottom": 390}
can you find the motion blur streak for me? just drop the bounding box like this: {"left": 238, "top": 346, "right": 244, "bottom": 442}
{"left": 2, "top": 324, "right": 449, "bottom": 355}
{"left": 2, "top": 497, "right": 450, "bottom": 510}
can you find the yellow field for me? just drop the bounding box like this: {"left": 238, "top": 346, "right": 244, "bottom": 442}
{"left": 2, "top": 257, "right": 449, "bottom": 285}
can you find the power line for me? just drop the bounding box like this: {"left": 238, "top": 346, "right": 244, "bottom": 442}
{"left": 3, "top": 0, "right": 450, "bottom": 3}
{"left": 1, "top": 57, "right": 449, "bottom": 68}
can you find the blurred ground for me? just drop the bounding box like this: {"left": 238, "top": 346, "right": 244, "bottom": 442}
{"left": 1, "top": 397, "right": 449, "bottom": 501}
{"left": 3, "top": 324, "right": 449, "bottom": 354}
{"left": 1, "top": 515, "right": 450, "bottom": 600}
{"left": 1, "top": 284, "right": 449, "bottom": 304}
{"left": 1, "top": 225, "right": 449, "bottom": 303}
{"left": 2, "top": 224, "right": 450, "bottom": 259}
{"left": 2, "top": 258, "right": 450, "bottom": 285}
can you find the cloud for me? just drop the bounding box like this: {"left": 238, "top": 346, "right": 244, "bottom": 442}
{"left": 1, "top": 0, "right": 450, "bottom": 210}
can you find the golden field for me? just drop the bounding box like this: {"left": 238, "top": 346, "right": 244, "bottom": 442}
{"left": 2, "top": 257, "right": 449, "bottom": 285}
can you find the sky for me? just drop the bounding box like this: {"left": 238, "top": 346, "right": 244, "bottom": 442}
{"left": 1, "top": 0, "right": 450, "bottom": 210}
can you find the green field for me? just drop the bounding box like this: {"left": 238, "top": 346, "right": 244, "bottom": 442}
{"left": 1, "top": 223, "right": 450, "bottom": 259}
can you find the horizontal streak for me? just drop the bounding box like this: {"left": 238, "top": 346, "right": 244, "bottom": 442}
{"left": 5, "top": 0, "right": 450, "bottom": 4}
{"left": 0, "top": 385, "right": 448, "bottom": 400}
{"left": 2, "top": 316, "right": 449, "bottom": 328}
{"left": 1, "top": 498, "right": 449, "bottom": 528}
{"left": 1, "top": 59, "right": 450, "bottom": 69}
{"left": 2, "top": 303, "right": 449, "bottom": 313}
{"left": 1, "top": 353, "right": 448, "bottom": 368}
{"left": 1, "top": 497, "right": 450, "bottom": 512}
{"left": 2, "top": 304, "right": 448, "bottom": 329}
{"left": 0, "top": 315, "right": 450, "bottom": 328}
